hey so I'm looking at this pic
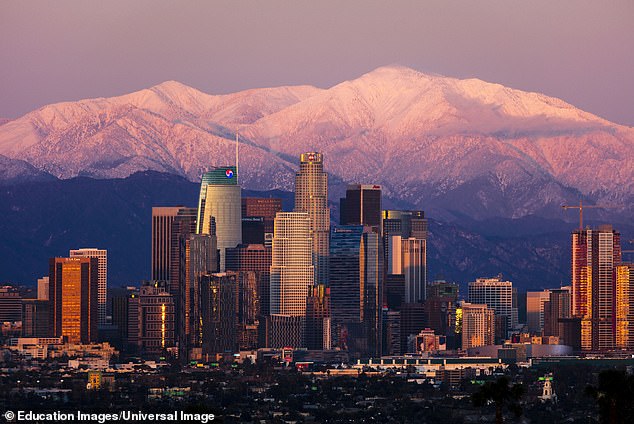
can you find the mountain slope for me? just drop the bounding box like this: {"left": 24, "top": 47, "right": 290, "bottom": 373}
{"left": 0, "top": 65, "right": 632, "bottom": 220}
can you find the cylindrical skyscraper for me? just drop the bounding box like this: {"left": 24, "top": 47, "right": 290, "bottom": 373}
{"left": 294, "top": 152, "right": 330, "bottom": 285}
{"left": 197, "top": 166, "right": 242, "bottom": 271}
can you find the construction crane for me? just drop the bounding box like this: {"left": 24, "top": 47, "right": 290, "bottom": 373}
{"left": 561, "top": 200, "right": 621, "bottom": 231}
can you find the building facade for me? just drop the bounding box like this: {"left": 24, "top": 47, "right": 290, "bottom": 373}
{"left": 70, "top": 248, "right": 107, "bottom": 326}
{"left": 294, "top": 152, "right": 330, "bottom": 285}
{"left": 49, "top": 257, "right": 99, "bottom": 343}
{"left": 196, "top": 166, "right": 242, "bottom": 271}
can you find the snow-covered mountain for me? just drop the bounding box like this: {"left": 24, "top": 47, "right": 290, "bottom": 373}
{"left": 1, "top": 66, "right": 632, "bottom": 219}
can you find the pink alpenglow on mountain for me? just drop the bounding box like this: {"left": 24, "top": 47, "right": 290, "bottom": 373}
{"left": 0, "top": 66, "right": 632, "bottom": 218}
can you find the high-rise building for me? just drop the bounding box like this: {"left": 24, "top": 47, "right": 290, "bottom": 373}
{"left": 270, "top": 212, "right": 314, "bottom": 317}
{"left": 305, "top": 285, "right": 332, "bottom": 350}
{"left": 226, "top": 243, "right": 272, "bottom": 346}
{"left": 329, "top": 225, "right": 383, "bottom": 357}
{"left": 615, "top": 263, "right": 634, "bottom": 350}
{"left": 242, "top": 197, "right": 283, "bottom": 234}
{"left": 340, "top": 184, "right": 382, "bottom": 231}
{"left": 49, "top": 257, "right": 99, "bottom": 343}
{"left": 526, "top": 290, "right": 551, "bottom": 335}
{"left": 468, "top": 277, "right": 516, "bottom": 331}
{"left": 110, "top": 286, "right": 139, "bottom": 352}
{"left": 169, "top": 207, "right": 197, "bottom": 297}
{"left": 152, "top": 207, "right": 182, "bottom": 281}
{"left": 242, "top": 217, "right": 265, "bottom": 245}
{"left": 460, "top": 302, "right": 495, "bottom": 350}
{"left": 179, "top": 232, "right": 218, "bottom": 358}
{"left": 383, "top": 210, "right": 428, "bottom": 302}
{"left": 138, "top": 281, "right": 175, "bottom": 357}
{"left": 197, "top": 166, "right": 242, "bottom": 272}
{"left": 400, "top": 302, "right": 426, "bottom": 354}
{"left": 70, "top": 248, "right": 107, "bottom": 326}
{"left": 200, "top": 272, "right": 239, "bottom": 355}
{"left": 427, "top": 281, "right": 459, "bottom": 301}
{"left": 0, "top": 286, "right": 22, "bottom": 323}
{"left": 543, "top": 287, "right": 572, "bottom": 341}
{"left": 571, "top": 226, "right": 622, "bottom": 350}
{"left": 294, "top": 152, "right": 330, "bottom": 285}
{"left": 37, "top": 277, "right": 49, "bottom": 300}
{"left": 21, "top": 299, "right": 49, "bottom": 337}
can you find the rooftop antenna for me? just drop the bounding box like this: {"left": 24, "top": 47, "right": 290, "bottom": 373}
{"left": 235, "top": 127, "right": 240, "bottom": 184}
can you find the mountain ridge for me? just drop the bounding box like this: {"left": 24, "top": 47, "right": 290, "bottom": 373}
{"left": 1, "top": 65, "right": 632, "bottom": 221}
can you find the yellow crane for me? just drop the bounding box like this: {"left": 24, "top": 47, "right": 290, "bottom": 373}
{"left": 561, "top": 200, "right": 621, "bottom": 231}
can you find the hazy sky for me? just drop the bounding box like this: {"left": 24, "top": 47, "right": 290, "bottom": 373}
{"left": 1, "top": 1, "right": 633, "bottom": 125}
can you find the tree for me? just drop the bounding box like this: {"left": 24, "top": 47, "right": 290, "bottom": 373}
{"left": 472, "top": 376, "right": 524, "bottom": 424}
{"left": 585, "top": 369, "right": 634, "bottom": 424}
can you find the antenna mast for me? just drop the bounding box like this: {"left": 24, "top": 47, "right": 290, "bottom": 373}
{"left": 235, "top": 127, "right": 239, "bottom": 184}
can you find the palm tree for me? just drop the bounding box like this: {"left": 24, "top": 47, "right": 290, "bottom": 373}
{"left": 472, "top": 376, "right": 524, "bottom": 424}
{"left": 585, "top": 369, "right": 634, "bottom": 424}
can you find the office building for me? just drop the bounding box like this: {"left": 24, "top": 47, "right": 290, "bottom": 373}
{"left": 110, "top": 286, "right": 139, "bottom": 352}
{"left": 270, "top": 212, "right": 314, "bottom": 317}
{"left": 468, "top": 277, "right": 517, "bottom": 331}
{"left": 152, "top": 207, "right": 182, "bottom": 281}
{"left": 305, "top": 285, "right": 332, "bottom": 350}
{"left": 37, "top": 277, "right": 49, "bottom": 301}
{"left": 460, "top": 302, "right": 495, "bottom": 350}
{"left": 138, "top": 281, "right": 175, "bottom": 357}
{"left": 49, "top": 257, "right": 99, "bottom": 343}
{"left": 339, "top": 184, "right": 382, "bottom": 231}
{"left": 294, "top": 152, "right": 330, "bottom": 285}
{"left": 383, "top": 210, "right": 428, "bottom": 302}
{"left": 226, "top": 243, "right": 272, "bottom": 346}
{"left": 428, "top": 281, "right": 459, "bottom": 301}
{"left": 543, "top": 287, "right": 572, "bottom": 341}
{"left": 526, "top": 290, "right": 551, "bottom": 335}
{"left": 616, "top": 264, "right": 634, "bottom": 350}
{"left": 388, "top": 236, "right": 427, "bottom": 303}
{"left": 197, "top": 166, "right": 242, "bottom": 271}
{"left": 329, "top": 226, "right": 383, "bottom": 357}
{"left": 70, "top": 248, "right": 107, "bottom": 326}
{"left": 400, "top": 302, "right": 426, "bottom": 354}
{"left": 0, "top": 286, "right": 22, "bottom": 323}
{"left": 169, "top": 207, "right": 198, "bottom": 297}
{"left": 571, "top": 226, "right": 622, "bottom": 350}
{"left": 179, "top": 232, "right": 218, "bottom": 357}
{"left": 21, "top": 299, "right": 49, "bottom": 338}
{"left": 241, "top": 216, "right": 265, "bottom": 245}
{"left": 242, "top": 197, "right": 283, "bottom": 234}
{"left": 200, "top": 272, "right": 239, "bottom": 355}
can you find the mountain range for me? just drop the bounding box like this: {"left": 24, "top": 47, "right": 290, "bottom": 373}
{"left": 1, "top": 65, "right": 632, "bottom": 222}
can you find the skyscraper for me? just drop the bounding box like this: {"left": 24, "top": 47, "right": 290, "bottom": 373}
{"left": 543, "top": 287, "right": 572, "bottom": 341}
{"left": 49, "top": 257, "right": 99, "bottom": 343}
{"left": 152, "top": 207, "right": 182, "bottom": 281}
{"left": 242, "top": 197, "right": 283, "bottom": 234}
{"left": 70, "top": 248, "right": 107, "bottom": 326}
{"left": 460, "top": 302, "right": 495, "bottom": 350}
{"left": 571, "top": 226, "right": 622, "bottom": 350}
{"left": 305, "top": 284, "right": 332, "bottom": 350}
{"left": 340, "top": 184, "right": 382, "bottom": 231}
{"left": 294, "top": 152, "right": 330, "bottom": 285}
{"left": 526, "top": 290, "right": 551, "bottom": 335}
{"left": 270, "top": 212, "right": 314, "bottom": 317}
{"left": 179, "top": 231, "right": 217, "bottom": 358}
{"left": 197, "top": 166, "right": 242, "bottom": 271}
{"left": 200, "top": 272, "right": 239, "bottom": 355}
{"left": 383, "top": 210, "right": 428, "bottom": 302}
{"left": 169, "top": 207, "right": 197, "bottom": 297}
{"left": 468, "top": 277, "right": 516, "bottom": 331}
{"left": 615, "top": 264, "right": 634, "bottom": 350}
{"left": 138, "top": 281, "right": 175, "bottom": 357}
{"left": 329, "top": 225, "right": 383, "bottom": 357}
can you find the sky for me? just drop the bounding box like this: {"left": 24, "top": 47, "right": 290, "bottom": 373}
{"left": 1, "top": 1, "right": 633, "bottom": 126}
